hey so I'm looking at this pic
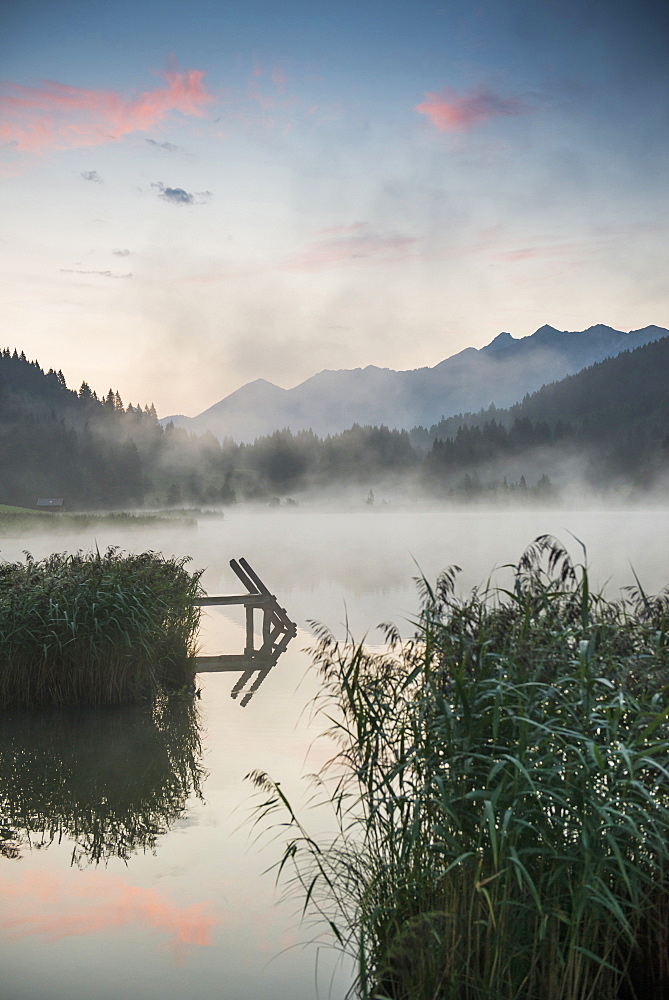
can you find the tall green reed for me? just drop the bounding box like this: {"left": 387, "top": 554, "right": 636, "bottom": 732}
{"left": 0, "top": 548, "right": 203, "bottom": 707}
{"left": 249, "top": 536, "right": 669, "bottom": 1000}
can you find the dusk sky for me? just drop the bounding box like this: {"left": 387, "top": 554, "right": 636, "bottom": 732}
{"left": 2, "top": 0, "right": 668, "bottom": 416}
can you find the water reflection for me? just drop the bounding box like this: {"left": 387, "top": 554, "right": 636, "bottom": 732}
{"left": 0, "top": 695, "right": 205, "bottom": 866}
{"left": 195, "top": 648, "right": 290, "bottom": 707}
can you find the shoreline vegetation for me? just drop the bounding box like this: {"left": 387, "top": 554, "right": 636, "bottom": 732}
{"left": 0, "top": 504, "right": 200, "bottom": 534}
{"left": 1, "top": 488, "right": 665, "bottom": 540}
{"left": 250, "top": 536, "right": 669, "bottom": 1000}
{"left": 0, "top": 549, "right": 203, "bottom": 708}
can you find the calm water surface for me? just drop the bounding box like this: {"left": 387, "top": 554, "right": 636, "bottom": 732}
{"left": 1, "top": 507, "right": 668, "bottom": 1000}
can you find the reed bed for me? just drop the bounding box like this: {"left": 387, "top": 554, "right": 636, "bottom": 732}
{"left": 0, "top": 548, "right": 203, "bottom": 707}
{"left": 250, "top": 536, "right": 669, "bottom": 1000}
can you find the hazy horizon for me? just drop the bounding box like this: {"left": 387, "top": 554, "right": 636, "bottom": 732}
{"left": 158, "top": 321, "right": 667, "bottom": 422}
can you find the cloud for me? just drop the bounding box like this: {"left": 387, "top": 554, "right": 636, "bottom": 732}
{"left": 81, "top": 169, "right": 101, "bottom": 183}
{"left": 282, "top": 227, "right": 418, "bottom": 271}
{"left": 61, "top": 268, "right": 132, "bottom": 278}
{"left": 113, "top": 248, "right": 131, "bottom": 256}
{"left": 494, "top": 244, "right": 581, "bottom": 263}
{"left": 415, "top": 85, "right": 528, "bottom": 132}
{"left": 492, "top": 222, "right": 669, "bottom": 265}
{"left": 494, "top": 246, "right": 574, "bottom": 263}
{"left": 319, "top": 221, "right": 367, "bottom": 236}
{"left": 145, "top": 138, "right": 180, "bottom": 152}
{"left": 0, "top": 69, "right": 213, "bottom": 153}
{"left": 153, "top": 183, "right": 193, "bottom": 205}
{"left": 247, "top": 60, "right": 295, "bottom": 113}
{"left": 152, "top": 181, "right": 212, "bottom": 206}
{"left": 271, "top": 67, "right": 288, "bottom": 93}
{"left": 178, "top": 223, "right": 420, "bottom": 283}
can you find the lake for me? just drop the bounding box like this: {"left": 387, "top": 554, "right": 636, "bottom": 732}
{"left": 1, "top": 505, "right": 668, "bottom": 1000}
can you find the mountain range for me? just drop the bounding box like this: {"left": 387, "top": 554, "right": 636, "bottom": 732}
{"left": 162, "top": 323, "right": 669, "bottom": 441}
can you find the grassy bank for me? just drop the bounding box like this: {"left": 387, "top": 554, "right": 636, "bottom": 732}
{"left": 0, "top": 506, "right": 198, "bottom": 534}
{"left": 251, "top": 536, "right": 669, "bottom": 1000}
{"left": 0, "top": 548, "right": 203, "bottom": 707}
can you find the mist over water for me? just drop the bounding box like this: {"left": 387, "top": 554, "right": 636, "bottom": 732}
{"left": 2, "top": 505, "right": 669, "bottom": 1000}
{"left": 2, "top": 505, "right": 668, "bottom": 637}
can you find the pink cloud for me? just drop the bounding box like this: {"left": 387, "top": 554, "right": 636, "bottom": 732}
{"left": 0, "top": 69, "right": 214, "bottom": 153}
{"left": 243, "top": 59, "right": 295, "bottom": 115}
{"left": 415, "top": 85, "right": 527, "bottom": 132}
{"left": 494, "top": 245, "right": 575, "bottom": 263}
{"left": 178, "top": 227, "right": 419, "bottom": 283}
{"left": 282, "top": 230, "right": 419, "bottom": 271}
{"left": 271, "top": 67, "right": 288, "bottom": 93}
{"left": 0, "top": 869, "right": 218, "bottom": 963}
{"left": 491, "top": 228, "right": 667, "bottom": 264}
{"left": 318, "top": 221, "right": 367, "bottom": 236}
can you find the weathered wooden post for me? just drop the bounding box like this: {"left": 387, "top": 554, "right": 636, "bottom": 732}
{"left": 245, "top": 605, "right": 255, "bottom": 656}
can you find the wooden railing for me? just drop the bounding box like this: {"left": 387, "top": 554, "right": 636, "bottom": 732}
{"left": 194, "top": 558, "right": 297, "bottom": 674}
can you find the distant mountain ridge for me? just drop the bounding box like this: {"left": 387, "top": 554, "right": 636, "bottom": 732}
{"left": 162, "top": 324, "right": 669, "bottom": 442}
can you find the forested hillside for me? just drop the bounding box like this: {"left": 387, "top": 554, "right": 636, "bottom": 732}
{"left": 420, "top": 337, "right": 669, "bottom": 495}
{"left": 0, "top": 350, "right": 156, "bottom": 508}
{"left": 0, "top": 338, "right": 667, "bottom": 508}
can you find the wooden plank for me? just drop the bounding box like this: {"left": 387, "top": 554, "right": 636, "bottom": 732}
{"left": 258, "top": 622, "right": 296, "bottom": 657}
{"left": 262, "top": 596, "right": 296, "bottom": 632}
{"left": 231, "top": 666, "right": 259, "bottom": 697}
{"left": 229, "top": 558, "right": 260, "bottom": 595}
{"left": 237, "top": 662, "right": 276, "bottom": 707}
{"left": 239, "top": 557, "right": 271, "bottom": 595}
{"left": 195, "top": 654, "right": 273, "bottom": 672}
{"left": 271, "top": 631, "right": 294, "bottom": 657}
{"left": 194, "top": 594, "right": 272, "bottom": 607}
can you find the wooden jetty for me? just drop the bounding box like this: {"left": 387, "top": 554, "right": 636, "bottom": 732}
{"left": 194, "top": 558, "right": 297, "bottom": 676}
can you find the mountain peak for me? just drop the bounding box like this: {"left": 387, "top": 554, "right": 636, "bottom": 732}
{"left": 247, "top": 377, "right": 282, "bottom": 389}
{"left": 161, "top": 323, "right": 669, "bottom": 441}
{"left": 532, "top": 324, "right": 562, "bottom": 338}
{"left": 485, "top": 331, "right": 515, "bottom": 352}
{"left": 196, "top": 376, "right": 286, "bottom": 420}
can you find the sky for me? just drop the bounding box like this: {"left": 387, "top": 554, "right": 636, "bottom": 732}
{"left": 1, "top": 0, "right": 668, "bottom": 417}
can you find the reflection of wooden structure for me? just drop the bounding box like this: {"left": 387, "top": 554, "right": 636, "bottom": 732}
{"left": 194, "top": 558, "right": 297, "bottom": 681}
